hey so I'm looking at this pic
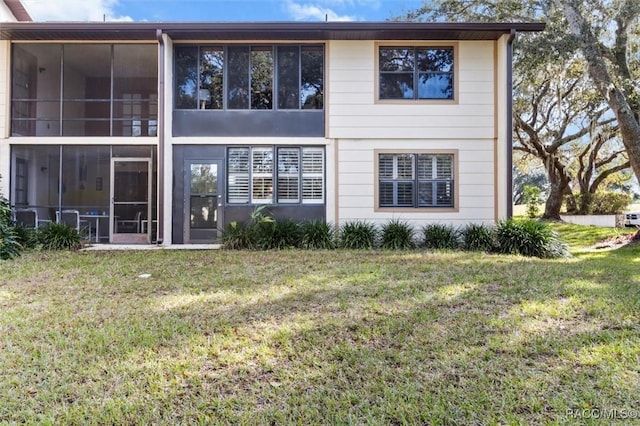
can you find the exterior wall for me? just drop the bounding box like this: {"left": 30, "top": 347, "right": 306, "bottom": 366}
{"left": 164, "top": 37, "right": 332, "bottom": 244}
{"left": 335, "top": 138, "right": 495, "bottom": 226}
{"left": 1, "top": 31, "right": 511, "bottom": 242}
{"left": 327, "top": 39, "right": 499, "bottom": 226}
{"left": 326, "top": 40, "right": 495, "bottom": 139}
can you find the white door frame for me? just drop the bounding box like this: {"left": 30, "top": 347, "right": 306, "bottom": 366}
{"left": 109, "top": 157, "right": 152, "bottom": 244}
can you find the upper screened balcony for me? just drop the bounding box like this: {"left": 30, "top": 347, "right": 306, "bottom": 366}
{"left": 11, "top": 43, "right": 158, "bottom": 137}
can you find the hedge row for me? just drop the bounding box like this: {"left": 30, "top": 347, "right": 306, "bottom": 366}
{"left": 222, "top": 215, "right": 569, "bottom": 259}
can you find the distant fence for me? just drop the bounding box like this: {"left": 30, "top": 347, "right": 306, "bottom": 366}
{"left": 560, "top": 214, "right": 625, "bottom": 228}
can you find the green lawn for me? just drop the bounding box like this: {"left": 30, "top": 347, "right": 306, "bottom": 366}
{"left": 1, "top": 224, "right": 639, "bottom": 424}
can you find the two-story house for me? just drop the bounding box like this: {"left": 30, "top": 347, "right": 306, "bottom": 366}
{"left": 0, "top": 1, "right": 544, "bottom": 245}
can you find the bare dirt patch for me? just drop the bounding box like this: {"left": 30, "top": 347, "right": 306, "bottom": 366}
{"left": 591, "top": 231, "right": 640, "bottom": 250}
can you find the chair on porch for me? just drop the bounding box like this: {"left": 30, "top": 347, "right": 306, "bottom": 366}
{"left": 117, "top": 211, "right": 143, "bottom": 233}
{"left": 14, "top": 208, "right": 38, "bottom": 228}
{"left": 57, "top": 209, "right": 92, "bottom": 240}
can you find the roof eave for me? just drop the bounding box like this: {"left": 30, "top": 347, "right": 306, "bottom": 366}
{"left": 0, "top": 21, "right": 546, "bottom": 41}
{"left": 4, "top": 0, "right": 32, "bottom": 22}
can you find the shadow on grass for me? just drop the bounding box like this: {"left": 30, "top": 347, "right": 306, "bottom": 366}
{"left": 1, "top": 246, "right": 639, "bottom": 423}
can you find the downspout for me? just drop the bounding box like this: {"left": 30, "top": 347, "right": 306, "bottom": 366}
{"left": 506, "top": 29, "right": 516, "bottom": 218}
{"left": 156, "top": 29, "right": 165, "bottom": 244}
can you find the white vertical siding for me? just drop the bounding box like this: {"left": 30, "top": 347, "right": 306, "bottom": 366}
{"left": 327, "top": 40, "right": 496, "bottom": 140}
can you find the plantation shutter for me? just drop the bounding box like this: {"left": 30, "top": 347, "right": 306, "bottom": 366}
{"left": 417, "top": 154, "right": 454, "bottom": 207}
{"left": 277, "top": 148, "right": 300, "bottom": 203}
{"left": 396, "top": 154, "right": 414, "bottom": 207}
{"left": 251, "top": 147, "right": 274, "bottom": 204}
{"left": 302, "top": 148, "right": 324, "bottom": 204}
{"left": 379, "top": 154, "right": 395, "bottom": 206}
{"left": 435, "top": 154, "right": 453, "bottom": 206}
{"left": 227, "top": 148, "right": 249, "bottom": 203}
{"left": 378, "top": 154, "right": 414, "bottom": 207}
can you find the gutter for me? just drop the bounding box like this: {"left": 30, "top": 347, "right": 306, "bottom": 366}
{"left": 506, "top": 28, "right": 516, "bottom": 219}
{"left": 156, "top": 29, "right": 165, "bottom": 244}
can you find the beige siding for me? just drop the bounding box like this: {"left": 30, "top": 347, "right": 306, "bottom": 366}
{"left": 495, "top": 34, "right": 510, "bottom": 220}
{"left": 336, "top": 139, "right": 495, "bottom": 226}
{"left": 327, "top": 40, "right": 496, "bottom": 140}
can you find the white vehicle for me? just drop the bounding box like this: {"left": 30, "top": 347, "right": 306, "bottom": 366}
{"left": 624, "top": 211, "right": 640, "bottom": 227}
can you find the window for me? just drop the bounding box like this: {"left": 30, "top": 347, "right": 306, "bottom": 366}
{"left": 227, "top": 148, "right": 250, "bottom": 203}
{"left": 175, "top": 44, "right": 323, "bottom": 110}
{"left": 378, "top": 46, "right": 454, "bottom": 100}
{"left": 378, "top": 153, "right": 455, "bottom": 208}
{"left": 277, "top": 148, "right": 300, "bottom": 203}
{"left": 227, "top": 147, "right": 324, "bottom": 205}
{"left": 251, "top": 147, "right": 274, "bottom": 203}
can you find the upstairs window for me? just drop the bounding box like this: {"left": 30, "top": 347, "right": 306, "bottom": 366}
{"left": 175, "top": 45, "right": 323, "bottom": 110}
{"left": 378, "top": 152, "right": 455, "bottom": 209}
{"left": 378, "top": 46, "right": 454, "bottom": 101}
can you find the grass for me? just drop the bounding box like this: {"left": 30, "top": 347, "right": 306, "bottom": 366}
{"left": 1, "top": 223, "right": 639, "bottom": 424}
{"left": 547, "top": 221, "right": 637, "bottom": 249}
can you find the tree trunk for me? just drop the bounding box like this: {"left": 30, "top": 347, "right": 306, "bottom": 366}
{"left": 557, "top": 0, "right": 640, "bottom": 183}
{"left": 542, "top": 171, "right": 570, "bottom": 220}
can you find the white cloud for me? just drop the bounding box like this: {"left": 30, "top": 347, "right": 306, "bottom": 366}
{"left": 22, "top": 0, "right": 133, "bottom": 22}
{"left": 321, "top": 0, "right": 381, "bottom": 9}
{"left": 285, "top": 0, "right": 356, "bottom": 22}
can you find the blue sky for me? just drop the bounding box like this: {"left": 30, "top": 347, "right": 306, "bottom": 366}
{"left": 21, "top": 0, "right": 424, "bottom": 22}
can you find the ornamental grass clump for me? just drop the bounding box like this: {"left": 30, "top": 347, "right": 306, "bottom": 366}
{"left": 460, "top": 223, "right": 495, "bottom": 252}
{"left": 339, "top": 220, "right": 378, "bottom": 249}
{"left": 38, "top": 222, "right": 82, "bottom": 251}
{"left": 380, "top": 219, "right": 415, "bottom": 250}
{"left": 300, "top": 220, "right": 336, "bottom": 249}
{"left": 421, "top": 223, "right": 460, "bottom": 250}
{"left": 495, "top": 219, "right": 568, "bottom": 259}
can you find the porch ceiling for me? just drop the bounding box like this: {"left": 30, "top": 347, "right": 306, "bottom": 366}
{"left": 0, "top": 21, "right": 545, "bottom": 42}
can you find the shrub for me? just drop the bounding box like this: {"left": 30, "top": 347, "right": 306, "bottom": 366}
{"left": 0, "top": 222, "right": 22, "bottom": 260}
{"left": 339, "top": 220, "right": 377, "bottom": 249}
{"left": 0, "top": 194, "right": 11, "bottom": 225}
{"left": 565, "top": 191, "right": 631, "bottom": 215}
{"left": 301, "top": 220, "right": 335, "bottom": 249}
{"left": 461, "top": 223, "right": 495, "bottom": 252}
{"left": 523, "top": 185, "right": 541, "bottom": 218}
{"left": 38, "top": 222, "right": 82, "bottom": 251}
{"left": 256, "top": 219, "right": 302, "bottom": 250}
{"left": 0, "top": 193, "right": 22, "bottom": 260}
{"left": 14, "top": 225, "right": 40, "bottom": 250}
{"left": 222, "top": 221, "right": 254, "bottom": 250}
{"left": 422, "top": 224, "right": 460, "bottom": 250}
{"left": 495, "top": 219, "right": 568, "bottom": 259}
{"left": 380, "top": 219, "right": 415, "bottom": 250}
{"left": 590, "top": 192, "right": 632, "bottom": 215}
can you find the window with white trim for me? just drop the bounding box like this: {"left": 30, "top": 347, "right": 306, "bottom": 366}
{"left": 378, "top": 153, "right": 454, "bottom": 208}
{"left": 252, "top": 147, "right": 274, "bottom": 203}
{"left": 227, "top": 148, "right": 250, "bottom": 203}
{"left": 302, "top": 148, "right": 324, "bottom": 203}
{"left": 227, "top": 147, "right": 324, "bottom": 205}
